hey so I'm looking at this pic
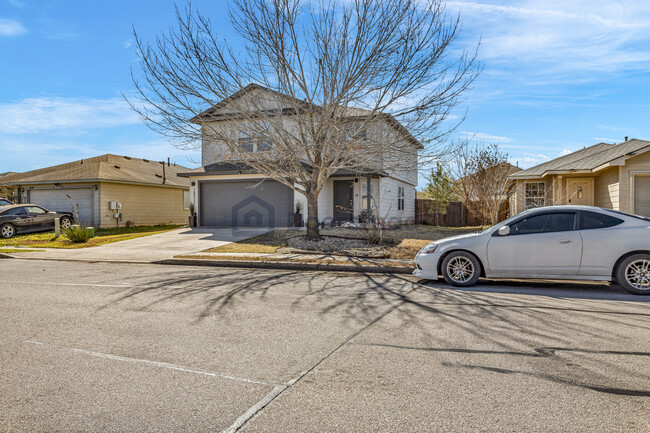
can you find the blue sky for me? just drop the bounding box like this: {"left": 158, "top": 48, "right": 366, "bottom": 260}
{"left": 1, "top": 0, "right": 650, "bottom": 182}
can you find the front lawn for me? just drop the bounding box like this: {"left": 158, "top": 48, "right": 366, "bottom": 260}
{"left": 205, "top": 225, "right": 485, "bottom": 259}
{"left": 0, "top": 225, "right": 183, "bottom": 249}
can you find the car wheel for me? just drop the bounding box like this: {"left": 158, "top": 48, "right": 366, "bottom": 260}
{"left": 0, "top": 223, "right": 16, "bottom": 239}
{"left": 441, "top": 251, "right": 481, "bottom": 287}
{"left": 60, "top": 216, "right": 72, "bottom": 229}
{"left": 616, "top": 254, "right": 650, "bottom": 295}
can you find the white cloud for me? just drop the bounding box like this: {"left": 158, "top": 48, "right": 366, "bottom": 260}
{"left": 0, "top": 97, "right": 142, "bottom": 134}
{"left": 559, "top": 149, "right": 572, "bottom": 156}
{"left": 0, "top": 18, "right": 27, "bottom": 36}
{"left": 460, "top": 131, "right": 511, "bottom": 143}
{"left": 512, "top": 153, "right": 550, "bottom": 168}
{"left": 447, "top": 1, "right": 650, "bottom": 79}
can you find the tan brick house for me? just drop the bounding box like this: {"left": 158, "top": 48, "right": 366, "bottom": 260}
{"left": 510, "top": 138, "right": 650, "bottom": 217}
{"left": 1, "top": 154, "right": 191, "bottom": 227}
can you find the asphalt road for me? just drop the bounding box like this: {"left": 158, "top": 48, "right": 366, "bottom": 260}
{"left": 1, "top": 259, "right": 649, "bottom": 432}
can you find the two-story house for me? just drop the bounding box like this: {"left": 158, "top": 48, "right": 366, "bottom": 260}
{"left": 180, "top": 84, "right": 419, "bottom": 227}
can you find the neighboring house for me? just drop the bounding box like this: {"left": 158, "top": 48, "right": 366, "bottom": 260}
{"left": 181, "top": 84, "right": 419, "bottom": 227}
{"left": 2, "top": 155, "right": 191, "bottom": 227}
{"left": 509, "top": 138, "right": 650, "bottom": 217}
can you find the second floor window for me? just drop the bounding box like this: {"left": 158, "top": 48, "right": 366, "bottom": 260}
{"left": 238, "top": 122, "right": 274, "bottom": 153}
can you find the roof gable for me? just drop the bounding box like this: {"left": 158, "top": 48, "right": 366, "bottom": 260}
{"left": 194, "top": 83, "right": 423, "bottom": 149}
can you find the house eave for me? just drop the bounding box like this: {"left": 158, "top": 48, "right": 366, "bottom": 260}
{"left": 7, "top": 178, "right": 188, "bottom": 189}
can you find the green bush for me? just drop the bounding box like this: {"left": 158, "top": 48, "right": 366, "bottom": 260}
{"left": 64, "top": 225, "right": 94, "bottom": 243}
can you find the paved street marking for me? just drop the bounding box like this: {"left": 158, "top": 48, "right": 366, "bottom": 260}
{"left": 23, "top": 340, "right": 273, "bottom": 386}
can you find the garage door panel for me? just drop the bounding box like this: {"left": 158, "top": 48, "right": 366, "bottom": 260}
{"left": 200, "top": 181, "right": 293, "bottom": 227}
{"left": 30, "top": 189, "right": 93, "bottom": 225}
{"left": 634, "top": 176, "right": 650, "bottom": 217}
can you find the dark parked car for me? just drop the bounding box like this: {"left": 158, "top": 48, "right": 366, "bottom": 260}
{"left": 0, "top": 198, "right": 13, "bottom": 206}
{"left": 0, "top": 204, "right": 74, "bottom": 238}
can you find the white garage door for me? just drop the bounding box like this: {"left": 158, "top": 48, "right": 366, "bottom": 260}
{"left": 635, "top": 175, "right": 650, "bottom": 217}
{"left": 30, "top": 189, "right": 93, "bottom": 225}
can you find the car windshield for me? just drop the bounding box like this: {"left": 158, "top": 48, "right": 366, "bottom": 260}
{"left": 603, "top": 208, "right": 650, "bottom": 222}
{"left": 0, "top": 206, "right": 10, "bottom": 214}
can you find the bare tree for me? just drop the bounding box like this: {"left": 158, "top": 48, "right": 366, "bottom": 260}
{"left": 128, "top": 0, "right": 480, "bottom": 239}
{"left": 454, "top": 142, "right": 516, "bottom": 225}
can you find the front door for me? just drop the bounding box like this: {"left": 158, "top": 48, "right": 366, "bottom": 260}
{"left": 333, "top": 180, "right": 354, "bottom": 222}
{"left": 566, "top": 178, "right": 594, "bottom": 206}
{"left": 487, "top": 211, "right": 582, "bottom": 276}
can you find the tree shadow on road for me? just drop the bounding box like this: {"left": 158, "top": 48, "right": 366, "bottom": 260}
{"left": 98, "top": 266, "right": 650, "bottom": 398}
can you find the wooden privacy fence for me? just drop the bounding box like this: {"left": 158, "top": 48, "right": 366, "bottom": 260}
{"left": 416, "top": 199, "right": 509, "bottom": 227}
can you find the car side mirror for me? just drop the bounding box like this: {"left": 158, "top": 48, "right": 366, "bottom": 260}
{"left": 498, "top": 226, "right": 510, "bottom": 236}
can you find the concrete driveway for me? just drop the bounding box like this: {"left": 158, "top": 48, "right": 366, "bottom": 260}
{"left": 10, "top": 227, "right": 270, "bottom": 262}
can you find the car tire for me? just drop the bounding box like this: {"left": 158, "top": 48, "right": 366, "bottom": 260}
{"left": 60, "top": 216, "right": 72, "bottom": 229}
{"left": 0, "top": 223, "right": 16, "bottom": 239}
{"left": 441, "top": 251, "right": 481, "bottom": 287}
{"left": 616, "top": 254, "right": 650, "bottom": 295}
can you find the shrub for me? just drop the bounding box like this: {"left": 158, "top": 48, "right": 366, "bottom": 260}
{"left": 64, "top": 225, "right": 94, "bottom": 243}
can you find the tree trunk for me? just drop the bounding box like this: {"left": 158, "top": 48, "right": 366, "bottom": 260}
{"left": 306, "top": 191, "right": 320, "bottom": 240}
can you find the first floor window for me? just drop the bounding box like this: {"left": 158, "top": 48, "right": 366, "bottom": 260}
{"left": 183, "top": 190, "right": 191, "bottom": 210}
{"left": 525, "top": 182, "right": 545, "bottom": 209}
{"left": 362, "top": 179, "right": 374, "bottom": 210}
{"left": 398, "top": 186, "right": 405, "bottom": 211}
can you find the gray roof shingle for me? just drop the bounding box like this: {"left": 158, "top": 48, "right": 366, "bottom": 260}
{"left": 510, "top": 139, "right": 650, "bottom": 179}
{"left": 1, "top": 154, "right": 191, "bottom": 187}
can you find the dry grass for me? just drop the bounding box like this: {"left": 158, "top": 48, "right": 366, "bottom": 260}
{"left": 0, "top": 225, "right": 182, "bottom": 249}
{"left": 385, "top": 239, "right": 432, "bottom": 260}
{"left": 0, "top": 248, "right": 44, "bottom": 253}
{"left": 205, "top": 225, "right": 485, "bottom": 259}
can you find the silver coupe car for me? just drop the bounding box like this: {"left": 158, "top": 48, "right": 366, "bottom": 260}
{"left": 413, "top": 205, "right": 650, "bottom": 295}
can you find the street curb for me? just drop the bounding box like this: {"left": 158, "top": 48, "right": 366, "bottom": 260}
{"left": 156, "top": 258, "right": 414, "bottom": 274}
{"left": 0, "top": 256, "right": 153, "bottom": 265}
{"left": 0, "top": 254, "right": 414, "bottom": 274}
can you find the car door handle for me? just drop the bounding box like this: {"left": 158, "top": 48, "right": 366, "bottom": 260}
{"left": 558, "top": 239, "right": 573, "bottom": 244}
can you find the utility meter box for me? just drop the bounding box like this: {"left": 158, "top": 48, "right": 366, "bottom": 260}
{"left": 116, "top": 202, "right": 122, "bottom": 210}
{"left": 108, "top": 201, "right": 122, "bottom": 210}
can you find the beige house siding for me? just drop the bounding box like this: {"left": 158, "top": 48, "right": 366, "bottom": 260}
{"left": 594, "top": 167, "right": 620, "bottom": 210}
{"left": 619, "top": 151, "right": 650, "bottom": 213}
{"left": 99, "top": 182, "right": 189, "bottom": 227}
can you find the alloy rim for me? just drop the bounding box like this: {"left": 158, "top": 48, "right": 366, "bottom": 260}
{"left": 1, "top": 225, "right": 14, "bottom": 237}
{"left": 447, "top": 256, "right": 474, "bottom": 283}
{"left": 625, "top": 259, "right": 650, "bottom": 291}
{"left": 61, "top": 218, "right": 71, "bottom": 229}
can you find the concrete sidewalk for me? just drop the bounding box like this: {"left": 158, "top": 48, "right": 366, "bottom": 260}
{"left": 4, "top": 227, "right": 271, "bottom": 263}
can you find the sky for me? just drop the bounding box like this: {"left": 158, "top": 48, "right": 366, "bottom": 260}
{"left": 1, "top": 0, "right": 650, "bottom": 185}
